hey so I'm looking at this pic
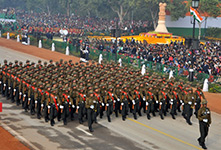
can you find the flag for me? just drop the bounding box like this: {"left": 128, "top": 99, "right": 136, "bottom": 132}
{"left": 190, "top": 7, "right": 203, "bottom": 23}
{"left": 0, "top": 102, "right": 2, "bottom": 112}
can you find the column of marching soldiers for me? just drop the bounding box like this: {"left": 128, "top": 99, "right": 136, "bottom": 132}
{"left": 0, "top": 59, "right": 206, "bottom": 132}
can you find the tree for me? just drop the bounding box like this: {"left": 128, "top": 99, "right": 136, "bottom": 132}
{"left": 167, "top": 0, "right": 188, "bottom": 21}
{"left": 198, "top": 0, "right": 221, "bottom": 38}
{"left": 107, "top": 0, "right": 135, "bottom": 25}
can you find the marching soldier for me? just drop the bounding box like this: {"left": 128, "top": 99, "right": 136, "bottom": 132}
{"left": 194, "top": 85, "right": 206, "bottom": 118}
{"left": 158, "top": 86, "right": 167, "bottom": 120}
{"left": 145, "top": 86, "right": 157, "bottom": 120}
{"left": 104, "top": 86, "right": 115, "bottom": 122}
{"left": 184, "top": 88, "right": 195, "bottom": 125}
{"left": 197, "top": 99, "right": 211, "bottom": 150}
{"left": 76, "top": 87, "right": 86, "bottom": 124}
{"left": 85, "top": 90, "right": 97, "bottom": 132}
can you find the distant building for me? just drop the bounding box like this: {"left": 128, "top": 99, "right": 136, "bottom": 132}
{"left": 165, "top": 11, "right": 221, "bottom": 37}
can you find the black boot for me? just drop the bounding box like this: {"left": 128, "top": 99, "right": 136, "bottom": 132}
{"left": 107, "top": 116, "right": 111, "bottom": 122}
{"left": 147, "top": 114, "right": 151, "bottom": 120}
{"left": 160, "top": 114, "right": 164, "bottom": 120}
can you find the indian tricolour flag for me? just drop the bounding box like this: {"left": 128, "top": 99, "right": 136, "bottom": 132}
{"left": 190, "top": 7, "right": 203, "bottom": 23}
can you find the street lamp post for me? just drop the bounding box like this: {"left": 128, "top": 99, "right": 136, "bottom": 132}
{"left": 189, "top": 0, "right": 200, "bottom": 82}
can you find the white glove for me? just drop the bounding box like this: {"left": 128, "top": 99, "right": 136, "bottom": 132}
{"left": 68, "top": 96, "right": 70, "bottom": 98}
{"left": 146, "top": 102, "right": 148, "bottom": 106}
{"left": 72, "top": 105, "right": 75, "bottom": 108}
{"left": 121, "top": 103, "right": 124, "bottom": 106}
{"left": 84, "top": 95, "right": 86, "bottom": 97}
{"left": 90, "top": 105, "right": 94, "bottom": 109}
{"left": 14, "top": 89, "right": 16, "bottom": 92}
{"left": 57, "top": 103, "right": 59, "bottom": 106}
{"left": 77, "top": 106, "right": 79, "bottom": 109}
{"left": 93, "top": 100, "right": 96, "bottom": 103}
{"left": 41, "top": 104, "right": 44, "bottom": 107}
{"left": 69, "top": 102, "right": 72, "bottom": 105}
{"left": 132, "top": 100, "right": 135, "bottom": 105}
{"left": 160, "top": 102, "right": 162, "bottom": 105}
{"left": 102, "top": 103, "right": 104, "bottom": 106}
{"left": 0, "top": 81, "right": 1, "bottom": 84}
{"left": 4, "top": 84, "right": 6, "bottom": 87}
{"left": 114, "top": 100, "right": 116, "bottom": 103}
{"left": 106, "top": 103, "right": 109, "bottom": 106}
{"left": 8, "top": 87, "right": 11, "bottom": 90}
{"left": 170, "top": 102, "right": 173, "bottom": 105}
{"left": 35, "top": 101, "right": 38, "bottom": 104}
{"left": 171, "top": 99, "right": 173, "bottom": 102}
{"left": 207, "top": 111, "right": 210, "bottom": 114}
{"left": 203, "top": 119, "right": 208, "bottom": 123}
{"left": 60, "top": 105, "right": 64, "bottom": 109}
{"left": 28, "top": 98, "right": 31, "bottom": 101}
{"left": 180, "top": 100, "right": 183, "bottom": 103}
{"left": 195, "top": 103, "right": 197, "bottom": 105}
{"left": 55, "top": 96, "right": 57, "bottom": 99}
{"left": 112, "top": 94, "right": 114, "bottom": 96}
{"left": 48, "top": 105, "right": 51, "bottom": 109}
{"left": 192, "top": 97, "right": 194, "bottom": 100}
{"left": 188, "top": 101, "right": 192, "bottom": 105}
{"left": 182, "top": 103, "right": 184, "bottom": 106}
{"left": 156, "top": 101, "right": 159, "bottom": 104}
{"left": 117, "top": 98, "right": 120, "bottom": 101}
{"left": 23, "top": 94, "right": 26, "bottom": 97}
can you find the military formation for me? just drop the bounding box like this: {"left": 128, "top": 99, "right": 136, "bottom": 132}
{"left": 0, "top": 59, "right": 209, "bottom": 133}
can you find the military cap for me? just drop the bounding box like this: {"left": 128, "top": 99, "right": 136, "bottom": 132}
{"left": 38, "top": 60, "right": 42, "bottom": 63}
{"left": 44, "top": 62, "right": 47, "bottom": 65}
{"left": 14, "top": 60, "right": 18, "bottom": 63}
{"left": 4, "top": 60, "right": 7, "bottom": 63}
{"left": 9, "top": 62, "right": 13, "bottom": 65}
{"left": 26, "top": 60, "right": 30, "bottom": 63}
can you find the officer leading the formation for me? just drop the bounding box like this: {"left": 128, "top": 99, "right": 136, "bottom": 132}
{"left": 197, "top": 99, "right": 211, "bottom": 150}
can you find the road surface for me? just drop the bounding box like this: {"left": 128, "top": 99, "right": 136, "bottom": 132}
{"left": 0, "top": 46, "right": 221, "bottom": 150}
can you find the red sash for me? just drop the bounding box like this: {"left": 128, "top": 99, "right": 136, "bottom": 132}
{"left": 108, "top": 92, "right": 114, "bottom": 101}
{"left": 45, "top": 91, "right": 50, "bottom": 96}
{"left": 32, "top": 86, "right": 35, "bottom": 91}
{"left": 38, "top": 89, "right": 43, "bottom": 95}
{"left": 148, "top": 91, "right": 153, "bottom": 99}
{"left": 122, "top": 91, "right": 128, "bottom": 99}
{"left": 134, "top": 90, "right": 141, "bottom": 99}
{"left": 196, "top": 91, "right": 201, "bottom": 99}
{"left": 50, "top": 94, "right": 58, "bottom": 111}
{"left": 162, "top": 91, "right": 167, "bottom": 99}
{"left": 79, "top": 93, "right": 86, "bottom": 101}
{"left": 184, "top": 91, "right": 188, "bottom": 95}
{"left": 178, "top": 85, "right": 182, "bottom": 90}
{"left": 63, "top": 93, "right": 70, "bottom": 103}
{"left": 94, "top": 92, "right": 100, "bottom": 102}
{"left": 173, "top": 91, "right": 177, "bottom": 99}
{"left": 17, "top": 78, "right": 20, "bottom": 82}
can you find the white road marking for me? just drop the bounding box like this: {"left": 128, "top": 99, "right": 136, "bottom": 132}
{"left": 76, "top": 126, "right": 93, "bottom": 136}
{"left": 1, "top": 122, "right": 40, "bottom": 150}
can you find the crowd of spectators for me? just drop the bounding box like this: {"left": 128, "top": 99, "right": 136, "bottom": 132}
{"left": 92, "top": 38, "right": 221, "bottom": 77}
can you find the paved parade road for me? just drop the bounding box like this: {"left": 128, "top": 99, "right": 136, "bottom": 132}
{"left": 1, "top": 46, "right": 221, "bottom": 150}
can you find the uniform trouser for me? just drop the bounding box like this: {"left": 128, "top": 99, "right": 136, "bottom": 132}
{"left": 23, "top": 94, "right": 28, "bottom": 111}
{"left": 78, "top": 103, "right": 85, "bottom": 122}
{"left": 7, "top": 84, "right": 13, "bottom": 99}
{"left": 0, "top": 80, "right": 2, "bottom": 94}
{"left": 4, "top": 83, "right": 8, "bottom": 98}
{"left": 50, "top": 105, "right": 57, "bottom": 124}
{"left": 106, "top": 101, "right": 113, "bottom": 120}
{"left": 185, "top": 104, "right": 193, "bottom": 122}
{"left": 166, "top": 98, "right": 170, "bottom": 112}
{"left": 146, "top": 101, "right": 154, "bottom": 116}
{"left": 87, "top": 108, "right": 95, "bottom": 130}
{"left": 121, "top": 100, "right": 129, "bottom": 119}
{"left": 70, "top": 99, "right": 76, "bottom": 120}
{"left": 29, "top": 95, "right": 35, "bottom": 115}
{"left": 1, "top": 82, "right": 7, "bottom": 97}
{"left": 133, "top": 100, "right": 139, "bottom": 117}
{"left": 159, "top": 101, "right": 166, "bottom": 116}
{"left": 36, "top": 98, "right": 42, "bottom": 118}
{"left": 177, "top": 99, "right": 182, "bottom": 111}
{"left": 44, "top": 104, "right": 49, "bottom": 122}
{"left": 195, "top": 100, "right": 201, "bottom": 117}
{"left": 62, "top": 103, "right": 69, "bottom": 124}
{"left": 114, "top": 100, "right": 120, "bottom": 117}
{"left": 170, "top": 100, "right": 177, "bottom": 115}
{"left": 139, "top": 99, "right": 146, "bottom": 113}
{"left": 13, "top": 88, "right": 19, "bottom": 104}
{"left": 199, "top": 121, "right": 209, "bottom": 144}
